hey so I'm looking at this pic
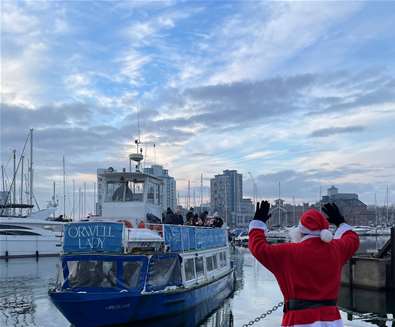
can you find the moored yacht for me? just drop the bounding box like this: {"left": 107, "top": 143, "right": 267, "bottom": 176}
{"left": 0, "top": 130, "right": 65, "bottom": 259}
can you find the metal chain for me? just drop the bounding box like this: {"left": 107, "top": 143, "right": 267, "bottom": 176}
{"left": 242, "top": 301, "right": 284, "bottom": 327}
{"left": 242, "top": 304, "right": 394, "bottom": 326}
{"left": 339, "top": 307, "right": 395, "bottom": 322}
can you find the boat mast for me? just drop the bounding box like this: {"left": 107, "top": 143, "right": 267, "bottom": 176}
{"left": 72, "top": 179, "right": 75, "bottom": 220}
{"left": 83, "top": 182, "right": 86, "bottom": 218}
{"left": 29, "top": 128, "right": 33, "bottom": 215}
{"left": 200, "top": 173, "right": 203, "bottom": 207}
{"left": 1, "top": 165, "right": 5, "bottom": 193}
{"left": 20, "top": 155, "right": 24, "bottom": 216}
{"left": 63, "top": 156, "right": 66, "bottom": 218}
{"left": 278, "top": 181, "right": 281, "bottom": 226}
{"left": 386, "top": 185, "right": 390, "bottom": 226}
{"left": 52, "top": 181, "right": 56, "bottom": 218}
{"left": 93, "top": 182, "right": 96, "bottom": 215}
{"left": 13, "top": 149, "right": 16, "bottom": 216}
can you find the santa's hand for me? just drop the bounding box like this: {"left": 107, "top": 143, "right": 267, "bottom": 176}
{"left": 254, "top": 200, "right": 272, "bottom": 223}
{"left": 322, "top": 203, "right": 345, "bottom": 227}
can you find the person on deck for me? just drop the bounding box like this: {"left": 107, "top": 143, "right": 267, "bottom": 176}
{"left": 249, "top": 201, "right": 359, "bottom": 327}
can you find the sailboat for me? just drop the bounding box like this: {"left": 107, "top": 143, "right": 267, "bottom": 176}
{"left": 0, "top": 130, "right": 64, "bottom": 259}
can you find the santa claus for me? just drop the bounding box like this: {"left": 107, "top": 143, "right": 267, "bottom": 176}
{"left": 248, "top": 201, "right": 359, "bottom": 327}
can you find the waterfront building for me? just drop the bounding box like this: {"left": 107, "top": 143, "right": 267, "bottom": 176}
{"left": 144, "top": 165, "right": 177, "bottom": 211}
{"left": 232, "top": 198, "right": 254, "bottom": 227}
{"left": 320, "top": 186, "right": 372, "bottom": 225}
{"left": 210, "top": 170, "right": 242, "bottom": 227}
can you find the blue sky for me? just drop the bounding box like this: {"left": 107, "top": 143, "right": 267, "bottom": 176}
{"left": 1, "top": 0, "right": 395, "bottom": 213}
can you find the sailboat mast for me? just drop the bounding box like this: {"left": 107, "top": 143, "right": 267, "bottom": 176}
{"left": 13, "top": 149, "right": 16, "bottom": 215}
{"left": 72, "top": 179, "right": 75, "bottom": 220}
{"left": 63, "top": 156, "right": 66, "bottom": 218}
{"left": 1, "top": 165, "right": 5, "bottom": 193}
{"left": 20, "top": 155, "right": 24, "bottom": 215}
{"left": 29, "top": 128, "right": 33, "bottom": 215}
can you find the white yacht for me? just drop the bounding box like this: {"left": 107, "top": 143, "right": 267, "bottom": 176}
{"left": 0, "top": 208, "right": 63, "bottom": 259}
{"left": 0, "top": 130, "right": 65, "bottom": 259}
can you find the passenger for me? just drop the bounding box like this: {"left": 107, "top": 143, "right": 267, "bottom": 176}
{"left": 213, "top": 217, "right": 224, "bottom": 228}
{"left": 175, "top": 208, "right": 184, "bottom": 225}
{"left": 249, "top": 201, "right": 359, "bottom": 327}
{"left": 193, "top": 214, "right": 199, "bottom": 226}
{"left": 164, "top": 208, "right": 178, "bottom": 224}
{"left": 186, "top": 208, "right": 194, "bottom": 223}
{"left": 138, "top": 220, "right": 145, "bottom": 228}
{"left": 199, "top": 211, "right": 208, "bottom": 225}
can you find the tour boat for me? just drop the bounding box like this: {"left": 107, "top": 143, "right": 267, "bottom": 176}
{"left": 49, "top": 221, "right": 234, "bottom": 326}
{"left": 49, "top": 140, "right": 234, "bottom": 326}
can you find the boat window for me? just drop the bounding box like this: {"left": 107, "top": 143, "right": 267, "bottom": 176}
{"left": 206, "top": 256, "right": 214, "bottom": 272}
{"left": 128, "top": 181, "right": 144, "bottom": 201}
{"left": 212, "top": 255, "right": 218, "bottom": 270}
{"left": 0, "top": 224, "right": 31, "bottom": 230}
{"left": 0, "top": 230, "right": 41, "bottom": 236}
{"left": 105, "top": 180, "right": 144, "bottom": 202}
{"left": 147, "top": 185, "right": 155, "bottom": 204}
{"left": 156, "top": 184, "right": 161, "bottom": 205}
{"left": 146, "top": 254, "right": 182, "bottom": 292}
{"left": 122, "top": 261, "right": 144, "bottom": 288}
{"left": 67, "top": 260, "right": 117, "bottom": 288}
{"left": 219, "top": 252, "right": 227, "bottom": 267}
{"left": 184, "top": 258, "right": 195, "bottom": 281}
{"left": 195, "top": 257, "right": 204, "bottom": 278}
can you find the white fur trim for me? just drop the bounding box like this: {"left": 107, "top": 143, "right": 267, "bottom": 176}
{"left": 249, "top": 220, "right": 268, "bottom": 233}
{"left": 298, "top": 223, "right": 321, "bottom": 236}
{"left": 334, "top": 223, "right": 353, "bottom": 239}
{"left": 320, "top": 229, "right": 333, "bottom": 243}
{"left": 284, "top": 319, "right": 343, "bottom": 327}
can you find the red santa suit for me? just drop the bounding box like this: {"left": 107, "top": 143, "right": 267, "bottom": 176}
{"left": 248, "top": 209, "right": 359, "bottom": 327}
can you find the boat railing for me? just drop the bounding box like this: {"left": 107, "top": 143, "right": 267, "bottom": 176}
{"left": 145, "top": 223, "right": 228, "bottom": 253}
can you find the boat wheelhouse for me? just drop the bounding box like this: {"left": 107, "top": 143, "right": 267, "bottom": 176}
{"left": 49, "top": 221, "right": 234, "bottom": 327}
{"left": 96, "top": 169, "right": 163, "bottom": 227}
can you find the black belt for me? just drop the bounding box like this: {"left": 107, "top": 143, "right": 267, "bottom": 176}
{"left": 284, "top": 299, "right": 337, "bottom": 313}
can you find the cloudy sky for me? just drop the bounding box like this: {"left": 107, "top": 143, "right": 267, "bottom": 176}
{"left": 1, "top": 0, "right": 395, "bottom": 214}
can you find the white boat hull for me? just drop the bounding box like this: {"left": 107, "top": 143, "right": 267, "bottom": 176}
{"left": 0, "top": 235, "right": 61, "bottom": 258}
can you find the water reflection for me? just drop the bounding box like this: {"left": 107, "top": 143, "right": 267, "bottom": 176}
{"left": 0, "top": 236, "right": 393, "bottom": 327}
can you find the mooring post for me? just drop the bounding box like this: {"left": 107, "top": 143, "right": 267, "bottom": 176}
{"left": 349, "top": 257, "right": 354, "bottom": 290}
{"left": 391, "top": 227, "right": 395, "bottom": 288}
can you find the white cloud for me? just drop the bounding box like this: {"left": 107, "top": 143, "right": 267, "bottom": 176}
{"left": 208, "top": 2, "right": 363, "bottom": 84}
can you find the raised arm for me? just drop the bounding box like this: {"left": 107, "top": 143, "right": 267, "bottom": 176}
{"left": 322, "top": 203, "right": 360, "bottom": 264}
{"left": 248, "top": 201, "right": 292, "bottom": 273}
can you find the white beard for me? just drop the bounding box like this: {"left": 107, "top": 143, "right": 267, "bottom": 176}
{"left": 289, "top": 227, "right": 303, "bottom": 243}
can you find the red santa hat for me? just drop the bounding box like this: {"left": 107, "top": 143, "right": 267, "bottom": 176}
{"left": 298, "top": 209, "right": 333, "bottom": 243}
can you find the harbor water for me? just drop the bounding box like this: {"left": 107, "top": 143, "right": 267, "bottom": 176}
{"left": 1, "top": 236, "right": 394, "bottom": 327}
